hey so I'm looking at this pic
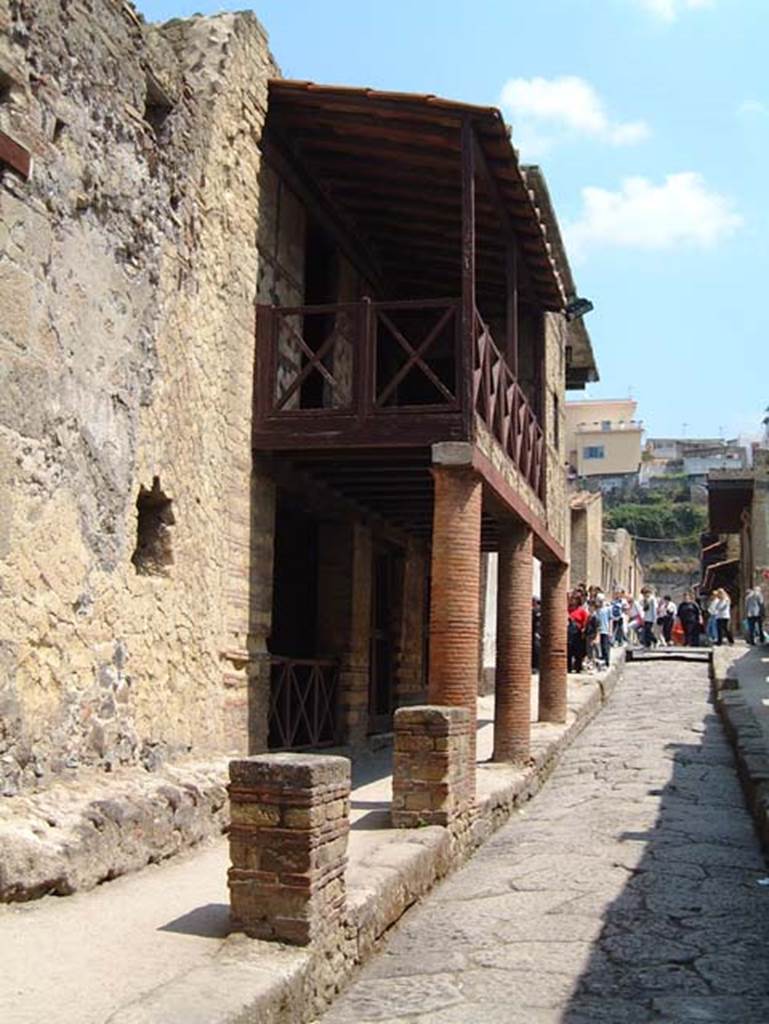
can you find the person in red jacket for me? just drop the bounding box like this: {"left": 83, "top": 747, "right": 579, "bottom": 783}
{"left": 568, "top": 591, "right": 589, "bottom": 673}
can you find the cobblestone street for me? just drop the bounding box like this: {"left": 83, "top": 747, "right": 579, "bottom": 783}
{"left": 321, "top": 662, "right": 769, "bottom": 1023}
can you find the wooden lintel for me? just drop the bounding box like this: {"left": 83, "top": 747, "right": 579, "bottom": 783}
{"left": 0, "top": 129, "right": 31, "bottom": 179}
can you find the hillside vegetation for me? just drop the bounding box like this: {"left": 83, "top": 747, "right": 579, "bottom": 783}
{"left": 604, "top": 483, "right": 707, "bottom": 544}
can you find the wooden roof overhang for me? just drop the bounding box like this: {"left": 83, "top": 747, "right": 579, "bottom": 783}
{"left": 264, "top": 81, "right": 566, "bottom": 314}
{"left": 523, "top": 166, "right": 598, "bottom": 389}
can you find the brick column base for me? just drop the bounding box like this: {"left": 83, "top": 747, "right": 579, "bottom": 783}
{"left": 228, "top": 753, "right": 350, "bottom": 946}
{"left": 539, "top": 561, "right": 568, "bottom": 723}
{"left": 391, "top": 706, "right": 472, "bottom": 827}
{"left": 494, "top": 523, "right": 534, "bottom": 762}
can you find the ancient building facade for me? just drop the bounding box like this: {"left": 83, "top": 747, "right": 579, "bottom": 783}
{"left": 0, "top": 3, "right": 278, "bottom": 792}
{"left": 707, "top": 450, "right": 769, "bottom": 620}
{"left": 569, "top": 490, "right": 603, "bottom": 588}
{"left": 1, "top": 3, "right": 592, "bottom": 799}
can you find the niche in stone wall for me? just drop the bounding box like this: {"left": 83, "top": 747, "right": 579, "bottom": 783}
{"left": 131, "top": 477, "right": 175, "bottom": 576}
{"left": 143, "top": 74, "right": 173, "bottom": 142}
{"left": 0, "top": 69, "right": 14, "bottom": 104}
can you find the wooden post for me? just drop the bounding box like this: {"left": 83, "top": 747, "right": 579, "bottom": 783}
{"left": 506, "top": 243, "right": 518, "bottom": 378}
{"left": 460, "top": 116, "right": 476, "bottom": 438}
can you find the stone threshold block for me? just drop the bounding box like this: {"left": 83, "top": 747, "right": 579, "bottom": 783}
{"left": 391, "top": 705, "right": 473, "bottom": 828}
{"left": 228, "top": 752, "right": 351, "bottom": 946}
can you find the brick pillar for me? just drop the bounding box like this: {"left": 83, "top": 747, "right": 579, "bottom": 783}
{"left": 539, "top": 560, "right": 568, "bottom": 723}
{"left": 228, "top": 753, "right": 350, "bottom": 946}
{"left": 391, "top": 706, "right": 472, "bottom": 826}
{"left": 428, "top": 465, "right": 482, "bottom": 789}
{"left": 493, "top": 522, "right": 534, "bottom": 762}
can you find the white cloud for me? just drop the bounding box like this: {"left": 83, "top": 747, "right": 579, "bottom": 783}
{"left": 566, "top": 172, "right": 742, "bottom": 257}
{"left": 737, "top": 99, "right": 768, "bottom": 117}
{"left": 499, "top": 76, "right": 649, "bottom": 156}
{"left": 636, "top": 0, "right": 714, "bottom": 21}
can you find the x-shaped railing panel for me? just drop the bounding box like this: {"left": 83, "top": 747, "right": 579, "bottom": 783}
{"left": 375, "top": 305, "right": 457, "bottom": 407}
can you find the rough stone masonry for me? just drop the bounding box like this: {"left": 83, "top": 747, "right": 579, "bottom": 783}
{"left": 0, "top": 1, "right": 277, "bottom": 798}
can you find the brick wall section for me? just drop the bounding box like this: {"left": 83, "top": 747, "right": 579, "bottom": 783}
{"left": 228, "top": 753, "right": 351, "bottom": 946}
{"left": 493, "top": 523, "right": 534, "bottom": 762}
{"left": 428, "top": 467, "right": 482, "bottom": 791}
{"left": 393, "top": 538, "right": 429, "bottom": 707}
{"left": 317, "top": 522, "right": 372, "bottom": 746}
{"left": 539, "top": 560, "right": 568, "bottom": 723}
{"left": 391, "top": 706, "right": 472, "bottom": 827}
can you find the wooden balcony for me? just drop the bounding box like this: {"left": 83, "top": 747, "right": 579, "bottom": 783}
{"left": 253, "top": 296, "right": 545, "bottom": 501}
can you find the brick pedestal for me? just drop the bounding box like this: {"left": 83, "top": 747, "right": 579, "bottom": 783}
{"left": 227, "top": 753, "right": 350, "bottom": 946}
{"left": 428, "top": 465, "right": 482, "bottom": 794}
{"left": 391, "top": 706, "right": 472, "bottom": 827}
{"left": 494, "top": 523, "right": 534, "bottom": 762}
{"left": 539, "top": 560, "right": 568, "bottom": 724}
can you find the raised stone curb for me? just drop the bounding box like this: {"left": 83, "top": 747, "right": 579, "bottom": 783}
{"left": 716, "top": 688, "right": 769, "bottom": 853}
{"left": 0, "top": 757, "right": 229, "bottom": 902}
{"left": 711, "top": 644, "right": 740, "bottom": 692}
{"left": 109, "top": 652, "right": 626, "bottom": 1024}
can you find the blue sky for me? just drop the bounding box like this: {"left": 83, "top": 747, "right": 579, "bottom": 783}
{"left": 136, "top": 0, "right": 767, "bottom": 441}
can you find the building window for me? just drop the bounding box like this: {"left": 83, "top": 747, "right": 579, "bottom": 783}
{"left": 583, "top": 446, "right": 605, "bottom": 460}
{"left": 601, "top": 420, "right": 611, "bottom": 431}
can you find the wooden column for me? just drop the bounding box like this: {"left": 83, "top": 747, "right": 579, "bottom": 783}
{"left": 493, "top": 522, "right": 533, "bottom": 762}
{"left": 460, "top": 115, "right": 476, "bottom": 437}
{"left": 428, "top": 465, "right": 482, "bottom": 792}
{"left": 539, "top": 560, "right": 568, "bottom": 723}
{"left": 506, "top": 243, "right": 518, "bottom": 377}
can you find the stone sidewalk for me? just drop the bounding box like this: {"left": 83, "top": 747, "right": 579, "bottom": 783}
{"left": 321, "top": 659, "right": 769, "bottom": 1024}
{"left": 713, "top": 640, "right": 769, "bottom": 853}
{"left": 0, "top": 661, "right": 622, "bottom": 1024}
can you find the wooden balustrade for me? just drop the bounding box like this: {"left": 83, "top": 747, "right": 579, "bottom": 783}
{"left": 473, "top": 309, "right": 545, "bottom": 499}
{"left": 268, "top": 657, "right": 339, "bottom": 750}
{"left": 255, "top": 297, "right": 545, "bottom": 502}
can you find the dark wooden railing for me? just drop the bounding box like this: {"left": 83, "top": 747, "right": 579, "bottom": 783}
{"left": 258, "top": 297, "right": 461, "bottom": 418}
{"left": 268, "top": 657, "right": 338, "bottom": 750}
{"left": 255, "top": 297, "right": 544, "bottom": 499}
{"left": 473, "top": 310, "right": 545, "bottom": 499}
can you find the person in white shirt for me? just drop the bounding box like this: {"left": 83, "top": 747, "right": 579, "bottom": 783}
{"left": 746, "top": 586, "right": 765, "bottom": 645}
{"left": 657, "top": 594, "right": 677, "bottom": 646}
{"left": 714, "top": 588, "right": 734, "bottom": 646}
{"left": 641, "top": 587, "right": 658, "bottom": 648}
{"left": 706, "top": 593, "right": 719, "bottom": 643}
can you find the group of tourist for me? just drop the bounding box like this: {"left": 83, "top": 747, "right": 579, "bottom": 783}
{"left": 566, "top": 584, "right": 615, "bottom": 674}
{"left": 566, "top": 582, "right": 766, "bottom": 672}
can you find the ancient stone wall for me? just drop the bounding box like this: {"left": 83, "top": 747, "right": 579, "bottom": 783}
{"left": 543, "top": 311, "right": 568, "bottom": 551}
{"left": 752, "top": 453, "right": 769, "bottom": 607}
{"left": 0, "top": 2, "right": 278, "bottom": 793}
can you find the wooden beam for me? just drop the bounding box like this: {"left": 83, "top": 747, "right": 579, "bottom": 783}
{"left": 472, "top": 133, "right": 538, "bottom": 304}
{"left": 0, "top": 129, "right": 31, "bottom": 179}
{"left": 261, "top": 131, "right": 386, "bottom": 295}
{"left": 298, "top": 135, "right": 462, "bottom": 173}
{"left": 506, "top": 243, "right": 518, "bottom": 377}
{"left": 460, "top": 115, "right": 476, "bottom": 440}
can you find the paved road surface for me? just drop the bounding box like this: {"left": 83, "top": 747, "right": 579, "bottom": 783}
{"left": 321, "top": 662, "right": 769, "bottom": 1023}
